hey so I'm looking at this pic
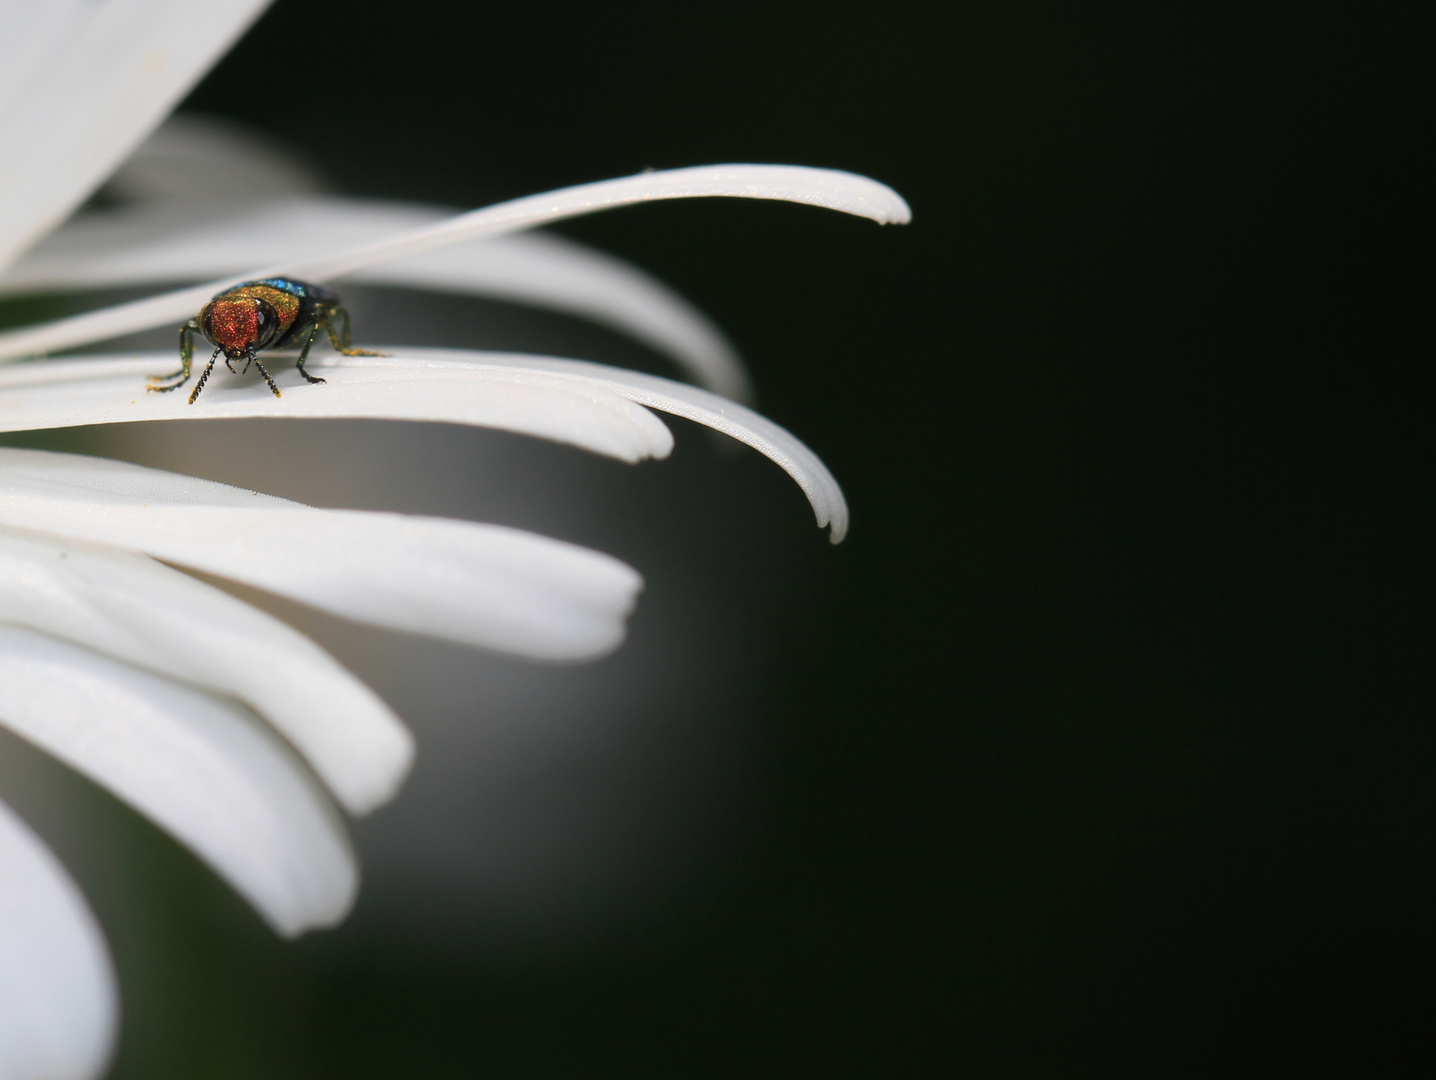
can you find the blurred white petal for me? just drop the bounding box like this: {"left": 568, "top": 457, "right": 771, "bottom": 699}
{"left": 0, "top": 165, "right": 910, "bottom": 362}
{"left": 0, "top": 796, "right": 117, "bottom": 1080}
{"left": 0, "top": 1, "right": 86, "bottom": 119}
{"left": 0, "top": 351, "right": 674, "bottom": 463}
{"left": 0, "top": 0, "right": 273, "bottom": 270}
{"left": 0, "top": 526, "right": 412, "bottom": 815}
{"left": 0, "top": 448, "right": 644, "bottom": 660}
{"left": 0, "top": 197, "right": 753, "bottom": 401}
{"left": 100, "top": 112, "right": 326, "bottom": 207}
{"left": 0, "top": 626, "right": 355, "bottom": 936}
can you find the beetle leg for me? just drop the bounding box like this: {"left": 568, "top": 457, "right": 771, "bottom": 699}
{"left": 324, "top": 305, "right": 386, "bottom": 357}
{"left": 250, "top": 351, "right": 282, "bottom": 398}
{"left": 294, "top": 321, "right": 326, "bottom": 384}
{"left": 187, "top": 347, "right": 223, "bottom": 404}
{"left": 149, "top": 319, "right": 199, "bottom": 391}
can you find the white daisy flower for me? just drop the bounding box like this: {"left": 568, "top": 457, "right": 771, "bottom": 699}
{"left": 0, "top": 3, "right": 909, "bottom": 1077}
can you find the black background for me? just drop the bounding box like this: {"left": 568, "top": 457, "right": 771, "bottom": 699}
{"left": 46, "top": 2, "right": 1436, "bottom": 1076}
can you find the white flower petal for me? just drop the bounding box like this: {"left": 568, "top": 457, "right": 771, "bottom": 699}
{"left": 1, "top": 196, "right": 753, "bottom": 401}
{"left": 363, "top": 231, "right": 755, "bottom": 402}
{"left": 332, "top": 349, "right": 853, "bottom": 543}
{"left": 0, "top": 448, "right": 644, "bottom": 660}
{"left": 0, "top": 796, "right": 117, "bottom": 1080}
{"left": 0, "top": 0, "right": 274, "bottom": 271}
{"left": 0, "top": 526, "right": 412, "bottom": 815}
{"left": 0, "top": 348, "right": 846, "bottom": 541}
{"left": 0, "top": 1, "right": 89, "bottom": 128}
{"left": 0, "top": 164, "right": 910, "bottom": 362}
{"left": 0, "top": 626, "right": 355, "bottom": 936}
{"left": 101, "top": 112, "right": 327, "bottom": 207}
{"left": 0, "top": 351, "right": 673, "bottom": 463}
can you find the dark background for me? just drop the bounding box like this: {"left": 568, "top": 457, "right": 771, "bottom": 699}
{"left": 22, "top": 2, "right": 1431, "bottom": 1076}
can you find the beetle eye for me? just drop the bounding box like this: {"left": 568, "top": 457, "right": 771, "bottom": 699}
{"left": 252, "top": 301, "right": 279, "bottom": 344}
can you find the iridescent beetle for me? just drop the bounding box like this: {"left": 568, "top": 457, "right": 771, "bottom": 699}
{"left": 149, "top": 277, "right": 381, "bottom": 404}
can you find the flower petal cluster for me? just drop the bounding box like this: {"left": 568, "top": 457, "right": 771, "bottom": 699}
{"left": 0, "top": 4, "right": 907, "bottom": 1078}
{"left": 1, "top": 114, "right": 758, "bottom": 401}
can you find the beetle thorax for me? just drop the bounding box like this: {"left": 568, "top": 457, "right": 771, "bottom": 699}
{"left": 202, "top": 297, "right": 277, "bottom": 355}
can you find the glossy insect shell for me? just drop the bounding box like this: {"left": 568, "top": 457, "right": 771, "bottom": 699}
{"left": 201, "top": 295, "right": 279, "bottom": 354}
{"left": 199, "top": 278, "right": 340, "bottom": 356}
{"left": 153, "top": 276, "right": 369, "bottom": 404}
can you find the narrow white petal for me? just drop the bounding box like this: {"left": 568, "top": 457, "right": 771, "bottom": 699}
{"left": 0, "top": 526, "right": 413, "bottom": 815}
{"left": 363, "top": 231, "right": 755, "bottom": 401}
{"left": 0, "top": 797, "right": 117, "bottom": 1080}
{"left": 0, "top": 449, "right": 644, "bottom": 660}
{"left": 0, "top": 165, "right": 910, "bottom": 362}
{"left": 0, "top": 351, "right": 674, "bottom": 465}
{"left": 0, "top": 627, "right": 356, "bottom": 937}
{"left": 0, "top": 199, "right": 441, "bottom": 293}
{"left": 0, "top": 0, "right": 274, "bottom": 271}
{"left": 0, "top": 197, "right": 753, "bottom": 401}
{"left": 328, "top": 349, "right": 853, "bottom": 543}
{"left": 0, "top": 348, "right": 846, "bottom": 541}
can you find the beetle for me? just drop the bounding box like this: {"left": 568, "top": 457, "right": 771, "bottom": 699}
{"left": 149, "top": 277, "right": 381, "bottom": 404}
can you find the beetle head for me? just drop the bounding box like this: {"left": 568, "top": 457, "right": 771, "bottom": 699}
{"left": 200, "top": 297, "right": 280, "bottom": 357}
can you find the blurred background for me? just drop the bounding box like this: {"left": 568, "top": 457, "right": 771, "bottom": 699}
{"left": 0, "top": 2, "right": 1427, "bottom": 1076}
